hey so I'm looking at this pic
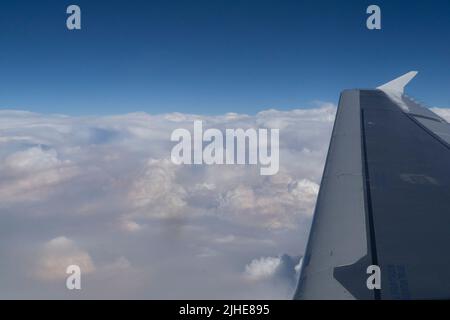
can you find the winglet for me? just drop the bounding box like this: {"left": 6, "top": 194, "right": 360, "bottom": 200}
{"left": 377, "top": 71, "right": 418, "bottom": 93}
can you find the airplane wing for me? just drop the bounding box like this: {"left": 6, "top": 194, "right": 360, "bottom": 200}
{"left": 294, "top": 72, "right": 450, "bottom": 300}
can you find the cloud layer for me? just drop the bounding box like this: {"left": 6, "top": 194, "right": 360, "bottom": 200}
{"left": 0, "top": 104, "right": 360, "bottom": 298}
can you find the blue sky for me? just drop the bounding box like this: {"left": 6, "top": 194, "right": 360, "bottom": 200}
{"left": 0, "top": 0, "right": 449, "bottom": 115}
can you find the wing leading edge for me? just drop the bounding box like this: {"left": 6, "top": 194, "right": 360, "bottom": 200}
{"left": 294, "top": 72, "right": 450, "bottom": 300}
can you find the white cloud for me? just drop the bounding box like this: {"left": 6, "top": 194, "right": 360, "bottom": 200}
{"left": 4, "top": 147, "right": 62, "bottom": 172}
{"left": 0, "top": 105, "right": 338, "bottom": 299}
{"left": 244, "top": 256, "right": 281, "bottom": 281}
{"left": 128, "top": 159, "right": 187, "bottom": 219}
{"left": 295, "top": 257, "right": 303, "bottom": 275}
{"left": 33, "top": 237, "right": 95, "bottom": 281}
{"left": 431, "top": 108, "right": 450, "bottom": 121}
{"left": 118, "top": 218, "right": 143, "bottom": 233}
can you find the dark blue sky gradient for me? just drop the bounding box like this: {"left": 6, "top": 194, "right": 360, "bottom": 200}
{"left": 0, "top": 0, "right": 449, "bottom": 115}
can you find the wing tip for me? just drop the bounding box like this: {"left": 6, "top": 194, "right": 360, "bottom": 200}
{"left": 377, "top": 71, "right": 418, "bottom": 94}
